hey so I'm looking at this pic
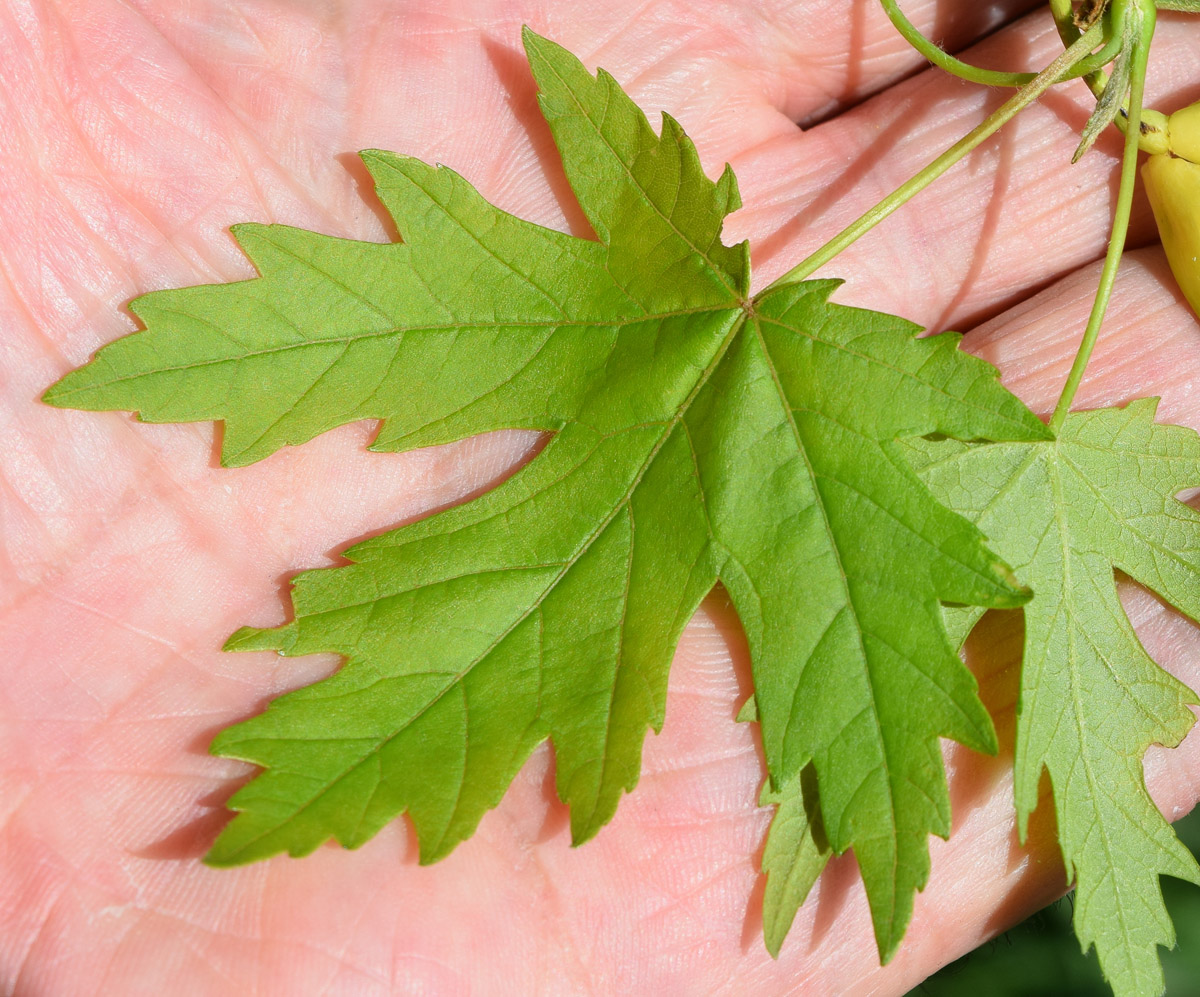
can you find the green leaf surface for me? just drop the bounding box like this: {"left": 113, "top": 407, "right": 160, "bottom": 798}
{"left": 45, "top": 28, "right": 1048, "bottom": 961}
{"left": 904, "top": 401, "right": 1200, "bottom": 997}
{"left": 760, "top": 765, "right": 832, "bottom": 958}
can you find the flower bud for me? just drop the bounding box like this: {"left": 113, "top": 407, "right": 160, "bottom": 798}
{"left": 1142, "top": 102, "right": 1200, "bottom": 319}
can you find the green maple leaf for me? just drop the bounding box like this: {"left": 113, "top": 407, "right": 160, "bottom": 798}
{"left": 44, "top": 29, "right": 1048, "bottom": 960}
{"left": 896, "top": 400, "right": 1200, "bottom": 997}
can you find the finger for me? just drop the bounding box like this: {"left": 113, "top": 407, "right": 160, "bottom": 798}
{"left": 754, "top": 0, "right": 1043, "bottom": 126}
{"left": 727, "top": 11, "right": 1200, "bottom": 329}
{"left": 967, "top": 247, "right": 1200, "bottom": 421}
{"left": 325, "top": 0, "right": 1039, "bottom": 236}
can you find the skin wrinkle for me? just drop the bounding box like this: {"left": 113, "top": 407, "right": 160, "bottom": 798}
{"left": 53, "top": 460, "right": 232, "bottom": 609}
{"left": 119, "top": 1, "right": 350, "bottom": 237}
{"left": 137, "top": 911, "right": 249, "bottom": 997}
{"left": 509, "top": 783, "right": 596, "bottom": 995}
{"left": 0, "top": 243, "right": 83, "bottom": 371}
{"left": 69, "top": 59, "right": 260, "bottom": 295}
{"left": 580, "top": 0, "right": 662, "bottom": 68}
{"left": 46, "top": 30, "right": 235, "bottom": 289}
{"left": 308, "top": 903, "right": 398, "bottom": 996}
{"left": 8, "top": 883, "right": 71, "bottom": 997}
{"left": 47, "top": 590, "right": 190, "bottom": 658}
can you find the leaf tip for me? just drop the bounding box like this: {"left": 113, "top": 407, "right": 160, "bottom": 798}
{"left": 877, "top": 933, "right": 903, "bottom": 967}
{"left": 41, "top": 376, "right": 70, "bottom": 408}
{"left": 207, "top": 722, "right": 242, "bottom": 758}
{"left": 357, "top": 148, "right": 404, "bottom": 177}
{"left": 520, "top": 23, "right": 551, "bottom": 59}
{"left": 763, "top": 926, "right": 785, "bottom": 961}
{"left": 868, "top": 900, "right": 911, "bottom": 966}
{"left": 42, "top": 364, "right": 106, "bottom": 410}
{"left": 216, "top": 433, "right": 271, "bottom": 469}
{"left": 201, "top": 841, "right": 239, "bottom": 869}
{"left": 416, "top": 834, "right": 459, "bottom": 867}
{"left": 223, "top": 624, "right": 292, "bottom": 653}
{"left": 985, "top": 556, "right": 1033, "bottom": 609}
{"left": 202, "top": 818, "right": 281, "bottom": 869}
{"left": 227, "top": 221, "right": 271, "bottom": 254}
{"left": 716, "top": 161, "right": 743, "bottom": 214}
{"left": 1024, "top": 415, "right": 1056, "bottom": 442}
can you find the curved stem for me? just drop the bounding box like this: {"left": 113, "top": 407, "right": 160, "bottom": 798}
{"left": 880, "top": 0, "right": 1034, "bottom": 86}
{"left": 880, "top": 0, "right": 1121, "bottom": 88}
{"left": 1048, "top": 1, "right": 1154, "bottom": 432}
{"left": 761, "top": 24, "right": 1104, "bottom": 294}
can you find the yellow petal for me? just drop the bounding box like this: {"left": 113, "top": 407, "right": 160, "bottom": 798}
{"left": 1143, "top": 152, "right": 1200, "bottom": 319}
{"left": 1169, "top": 102, "right": 1200, "bottom": 165}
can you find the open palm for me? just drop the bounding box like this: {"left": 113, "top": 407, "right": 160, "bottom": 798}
{"left": 4, "top": 1, "right": 1200, "bottom": 993}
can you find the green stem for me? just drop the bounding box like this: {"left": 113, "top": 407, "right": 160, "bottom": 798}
{"left": 763, "top": 24, "right": 1104, "bottom": 293}
{"left": 881, "top": 0, "right": 1120, "bottom": 87}
{"left": 1048, "top": 0, "right": 1079, "bottom": 31}
{"left": 1048, "top": 0, "right": 1154, "bottom": 433}
{"left": 881, "top": 0, "right": 1035, "bottom": 86}
{"left": 1046, "top": 0, "right": 1169, "bottom": 153}
{"left": 1049, "top": 0, "right": 1121, "bottom": 98}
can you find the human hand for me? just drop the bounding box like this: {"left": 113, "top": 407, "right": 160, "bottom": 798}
{"left": 4, "top": 2, "right": 1200, "bottom": 993}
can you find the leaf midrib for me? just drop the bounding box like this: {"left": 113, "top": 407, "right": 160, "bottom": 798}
{"left": 47, "top": 305, "right": 731, "bottom": 400}
{"left": 1049, "top": 453, "right": 1140, "bottom": 982}
{"left": 745, "top": 311, "right": 904, "bottom": 941}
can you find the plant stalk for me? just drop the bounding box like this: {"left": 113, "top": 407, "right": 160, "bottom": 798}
{"left": 1049, "top": 0, "right": 1114, "bottom": 97}
{"left": 1048, "top": 0, "right": 1155, "bottom": 432}
{"left": 762, "top": 24, "right": 1104, "bottom": 293}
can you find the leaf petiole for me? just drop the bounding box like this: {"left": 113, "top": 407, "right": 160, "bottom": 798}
{"left": 763, "top": 23, "right": 1104, "bottom": 293}
{"left": 1048, "top": 0, "right": 1156, "bottom": 432}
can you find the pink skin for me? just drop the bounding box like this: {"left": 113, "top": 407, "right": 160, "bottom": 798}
{"left": 2, "top": 1, "right": 1200, "bottom": 993}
